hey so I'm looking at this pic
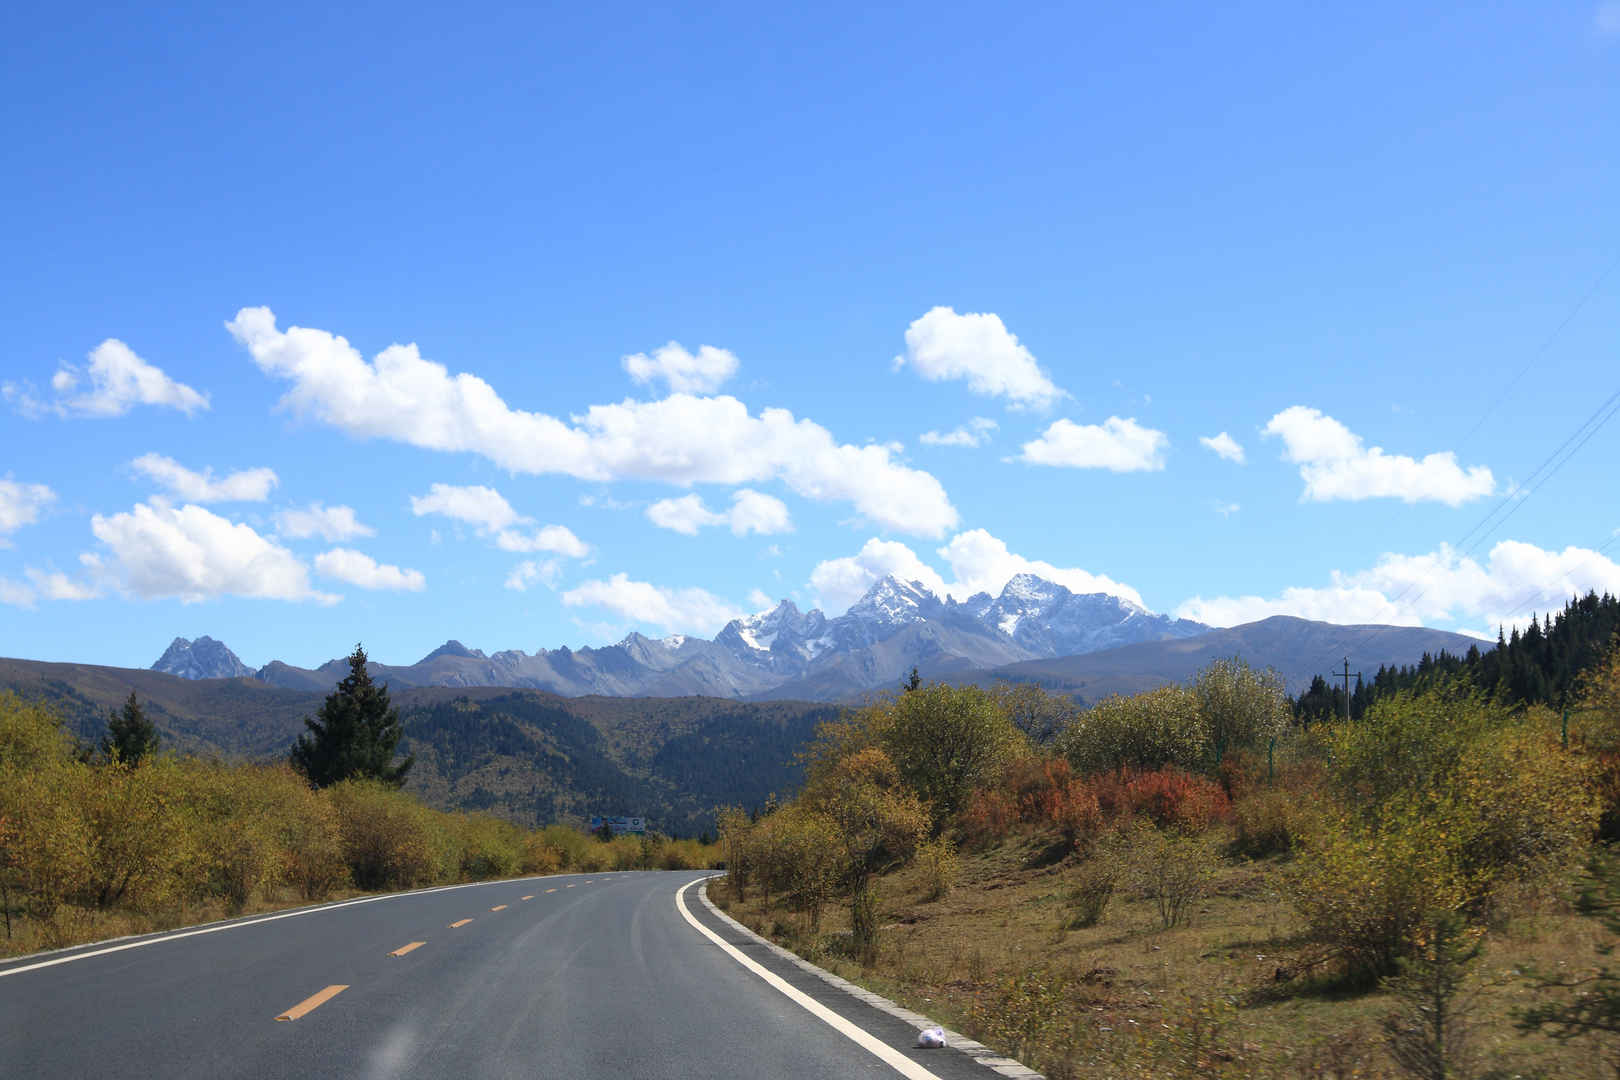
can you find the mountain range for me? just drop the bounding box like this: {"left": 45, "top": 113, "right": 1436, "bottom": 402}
{"left": 153, "top": 573, "right": 1212, "bottom": 702}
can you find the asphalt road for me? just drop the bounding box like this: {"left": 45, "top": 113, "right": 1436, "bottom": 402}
{"left": 0, "top": 871, "right": 1012, "bottom": 1079}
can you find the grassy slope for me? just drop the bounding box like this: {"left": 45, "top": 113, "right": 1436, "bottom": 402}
{"left": 717, "top": 832, "right": 1609, "bottom": 1079}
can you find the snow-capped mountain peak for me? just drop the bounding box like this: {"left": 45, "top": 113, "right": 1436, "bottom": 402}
{"left": 845, "top": 575, "right": 938, "bottom": 627}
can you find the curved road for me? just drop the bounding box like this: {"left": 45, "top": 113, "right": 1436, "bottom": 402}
{"left": 0, "top": 871, "right": 1008, "bottom": 1079}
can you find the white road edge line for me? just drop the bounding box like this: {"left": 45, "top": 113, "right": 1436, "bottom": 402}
{"left": 675, "top": 878, "right": 944, "bottom": 1080}
{"left": 0, "top": 874, "right": 597, "bottom": 980}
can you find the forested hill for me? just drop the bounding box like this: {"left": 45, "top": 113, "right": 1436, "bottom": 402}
{"left": 1294, "top": 590, "right": 1620, "bottom": 721}
{"left": 0, "top": 658, "right": 836, "bottom": 836}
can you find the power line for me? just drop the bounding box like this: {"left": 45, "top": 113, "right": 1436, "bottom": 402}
{"left": 1458, "top": 253, "right": 1620, "bottom": 448}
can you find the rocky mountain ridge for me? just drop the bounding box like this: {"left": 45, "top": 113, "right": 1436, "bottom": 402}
{"left": 150, "top": 573, "right": 1209, "bottom": 701}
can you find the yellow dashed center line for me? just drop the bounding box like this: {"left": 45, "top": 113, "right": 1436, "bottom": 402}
{"left": 389, "top": 941, "right": 425, "bottom": 957}
{"left": 565, "top": 884, "right": 575, "bottom": 888}
{"left": 490, "top": 904, "right": 507, "bottom": 912}
{"left": 276, "top": 984, "right": 347, "bottom": 1021}
{"left": 450, "top": 918, "right": 473, "bottom": 928}
{"left": 521, "top": 895, "right": 535, "bottom": 900}
{"left": 545, "top": 888, "right": 557, "bottom": 893}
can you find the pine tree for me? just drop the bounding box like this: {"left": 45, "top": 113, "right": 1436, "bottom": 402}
{"left": 289, "top": 644, "right": 414, "bottom": 788}
{"left": 1381, "top": 912, "right": 1483, "bottom": 1079}
{"left": 101, "top": 691, "right": 159, "bottom": 764}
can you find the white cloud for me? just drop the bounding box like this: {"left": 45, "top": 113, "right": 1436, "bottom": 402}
{"left": 0, "top": 478, "right": 55, "bottom": 543}
{"left": 1199, "top": 432, "right": 1246, "bottom": 464}
{"left": 747, "top": 588, "right": 774, "bottom": 610}
{"left": 494, "top": 524, "right": 590, "bottom": 557}
{"left": 52, "top": 340, "right": 209, "bottom": 417}
{"left": 88, "top": 501, "right": 337, "bottom": 604}
{"left": 274, "top": 503, "right": 375, "bottom": 542}
{"left": 229, "top": 308, "right": 956, "bottom": 537}
{"left": 409, "top": 482, "right": 524, "bottom": 533}
{"left": 313, "top": 548, "right": 425, "bottom": 591}
{"left": 0, "top": 577, "right": 35, "bottom": 608}
{"left": 130, "top": 453, "right": 278, "bottom": 503}
{"left": 919, "top": 417, "right": 998, "bottom": 448}
{"left": 505, "top": 559, "right": 562, "bottom": 592}
{"left": 809, "top": 528, "right": 1144, "bottom": 615}
{"left": 1018, "top": 416, "right": 1168, "bottom": 472}
{"left": 409, "top": 481, "right": 589, "bottom": 567}
{"left": 1214, "top": 501, "right": 1241, "bottom": 517}
{"left": 728, "top": 490, "right": 792, "bottom": 535}
{"left": 0, "top": 567, "right": 98, "bottom": 607}
{"left": 1262, "top": 406, "right": 1494, "bottom": 505}
{"left": 29, "top": 568, "right": 99, "bottom": 601}
{"left": 810, "top": 538, "right": 947, "bottom": 614}
{"left": 561, "top": 573, "right": 744, "bottom": 635}
{"left": 645, "top": 489, "right": 793, "bottom": 537}
{"left": 622, "top": 341, "right": 739, "bottom": 394}
{"left": 895, "top": 307, "right": 1064, "bottom": 409}
{"left": 1175, "top": 539, "right": 1620, "bottom": 631}
{"left": 937, "top": 529, "right": 1146, "bottom": 607}
{"left": 646, "top": 494, "right": 724, "bottom": 536}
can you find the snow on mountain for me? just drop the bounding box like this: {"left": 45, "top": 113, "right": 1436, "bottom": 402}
{"left": 178, "top": 573, "right": 1209, "bottom": 701}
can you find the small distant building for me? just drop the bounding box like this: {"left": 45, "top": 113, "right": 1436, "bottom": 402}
{"left": 589, "top": 815, "right": 647, "bottom": 835}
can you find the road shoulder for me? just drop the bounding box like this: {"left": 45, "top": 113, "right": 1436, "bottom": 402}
{"left": 686, "top": 877, "right": 1043, "bottom": 1080}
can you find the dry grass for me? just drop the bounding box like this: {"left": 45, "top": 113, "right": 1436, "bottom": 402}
{"left": 716, "top": 828, "right": 1619, "bottom": 1079}
{"left": 0, "top": 883, "right": 377, "bottom": 959}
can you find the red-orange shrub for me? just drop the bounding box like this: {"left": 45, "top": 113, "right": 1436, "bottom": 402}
{"left": 1046, "top": 779, "right": 1104, "bottom": 850}
{"left": 960, "top": 787, "right": 1016, "bottom": 847}
{"left": 1084, "top": 767, "right": 1230, "bottom": 833}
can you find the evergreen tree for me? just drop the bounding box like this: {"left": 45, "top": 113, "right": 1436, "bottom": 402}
{"left": 101, "top": 692, "right": 159, "bottom": 765}
{"left": 289, "top": 644, "right": 414, "bottom": 788}
{"left": 1381, "top": 912, "right": 1483, "bottom": 1079}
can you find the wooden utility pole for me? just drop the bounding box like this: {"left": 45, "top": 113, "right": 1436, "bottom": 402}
{"left": 1336, "top": 657, "right": 1362, "bottom": 722}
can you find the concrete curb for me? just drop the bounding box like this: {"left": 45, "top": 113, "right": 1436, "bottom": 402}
{"left": 697, "top": 879, "right": 1045, "bottom": 1080}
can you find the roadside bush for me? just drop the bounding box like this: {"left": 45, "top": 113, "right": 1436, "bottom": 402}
{"left": 864, "top": 683, "right": 1025, "bottom": 829}
{"left": 1446, "top": 716, "right": 1596, "bottom": 899}
{"left": 271, "top": 776, "right": 349, "bottom": 900}
{"left": 1194, "top": 656, "right": 1290, "bottom": 766}
{"left": 0, "top": 692, "right": 76, "bottom": 772}
{"left": 1089, "top": 767, "right": 1229, "bottom": 833}
{"left": 1060, "top": 685, "right": 1208, "bottom": 776}
{"left": 1064, "top": 847, "right": 1121, "bottom": 928}
{"left": 328, "top": 780, "right": 441, "bottom": 891}
{"left": 916, "top": 836, "right": 959, "bottom": 901}
{"left": 538, "top": 824, "right": 592, "bottom": 871}
{"left": 574, "top": 843, "right": 613, "bottom": 873}
{"left": 520, "top": 834, "right": 563, "bottom": 874}
{"left": 960, "top": 787, "right": 1016, "bottom": 848}
{"left": 0, "top": 758, "right": 92, "bottom": 916}
{"left": 1290, "top": 808, "right": 1471, "bottom": 980}
{"left": 452, "top": 813, "right": 524, "bottom": 880}
{"left": 171, "top": 760, "right": 282, "bottom": 912}
{"left": 1126, "top": 824, "right": 1217, "bottom": 929}
{"left": 1230, "top": 787, "right": 1312, "bottom": 859}
{"left": 75, "top": 759, "right": 190, "bottom": 911}
{"left": 1047, "top": 779, "right": 1105, "bottom": 853}
{"left": 716, "top": 807, "right": 753, "bottom": 900}
{"left": 767, "top": 809, "right": 841, "bottom": 927}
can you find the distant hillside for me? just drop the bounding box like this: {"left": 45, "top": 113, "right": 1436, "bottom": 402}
{"left": 0, "top": 658, "right": 835, "bottom": 836}
{"left": 975, "top": 616, "right": 1487, "bottom": 703}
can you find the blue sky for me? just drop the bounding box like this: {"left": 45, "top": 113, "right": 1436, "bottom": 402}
{"left": 2, "top": 2, "right": 1618, "bottom": 670}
